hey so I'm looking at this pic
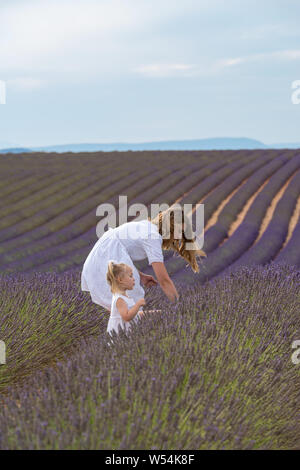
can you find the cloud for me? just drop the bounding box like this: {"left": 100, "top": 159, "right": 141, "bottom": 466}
{"left": 272, "top": 49, "right": 300, "bottom": 60}
{"left": 0, "top": 0, "right": 246, "bottom": 80}
{"left": 133, "top": 63, "right": 197, "bottom": 78}
{"left": 213, "top": 49, "right": 300, "bottom": 72}
{"left": 0, "top": 0, "right": 145, "bottom": 71}
{"left": 7, "top": 77, "right": 45, "bottom": 91}
{"left": 216, "top": 57, "right": 246, "bottom": 68}
{"left": 1, "top": 0, "right": 300, "bottom": 86}
{"left": 246, "top": 49, "right": 300, "bottom": 62}
{"left": 240, "top": 24, "right": 300, "bottom": 40}
{"left": 133, "top": 49, "right": 300, "bottom": 79}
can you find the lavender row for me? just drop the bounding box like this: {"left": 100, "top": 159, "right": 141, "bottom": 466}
{"left": 0, "top": 169, "right": 42, "bottom": 192}
{"left": 173, "top": 154, "right": 300, "bottom": 283}
{"left": 0, "top": 149, "right": 295, "bottom": 275}
{"left": 151, "top": 150, "right": 261, "bottom": 208}
{"left": 225, "top": 170, "right": 300, "bottom": 268}
{"left": 25, "top": 152, "right": 291, "bottom": 275}
{"left": 192, "top": 151, "right": 274, "bottom": 230}
{"left": 0, "top": 163, "right": 155, "bottom": 257}
{"left": 22, "top": 154, "right": 252, "bottom": 273}
{"left": 0, "top": 171, "right": 104, "bottom": 228}
{"left": 19, "top": 163, "right": 208, "bottom": 273}
{"left": 0, "top": 157, "right": 124, "bottom": 218}
{"left": 151, "top": 160, "right": 225, "bottom": 205}
{"left": 0, "top": 163, "right": 190, "bottom": 271}
{"left": 0, "top": 172, "right": 58, "bottom": 203}
{"left": 0, "top": 155, "right": 190, "bottom": 256}
{"left": 0, "top": 172, "right": 77, "bottom": 217}
{"left": 0, "top": 162, "right": 143, "bottom": 243}
{"left": 179, "top": 152, "right": 250, "bottom": 207}
{"left": 203, "top": 153, "right": 291, "bottom": 252}
{"left": 275, "top": 213, "right": 300, "bottom": 267}
{"left": 0, "top": 167, "right": 159, "bottom": 269}
{"left": 161, "top": 153, "right": 267, "bottom": 276}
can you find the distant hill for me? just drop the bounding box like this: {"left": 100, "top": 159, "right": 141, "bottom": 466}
{"left": 31, "top": 137, "right": 267, "bottom": 152}
{"left": 0, "top": 137, "right": 299, "bottom": 154}
{"left": 269, "top": 142, "right": 300, "bottom": 149}
{"left": 0, "top": 147, "right": 34, "bottom": 154}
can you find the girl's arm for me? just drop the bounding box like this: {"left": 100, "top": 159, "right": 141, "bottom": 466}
{"left": 116, "top": 298, "right": 145, "bottom": 322}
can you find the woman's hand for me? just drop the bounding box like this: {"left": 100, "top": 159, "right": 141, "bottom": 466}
{"left": 139, "top": 272, "right": 158, "bottom": 287}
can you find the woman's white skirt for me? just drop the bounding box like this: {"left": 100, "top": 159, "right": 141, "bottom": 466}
{"left": 81, "top": 230, "right": 145, "bottom": 311}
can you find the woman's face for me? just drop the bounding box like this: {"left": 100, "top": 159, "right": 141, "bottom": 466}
{"left": 118, "top": 267, "right": 135, "bottom": 290}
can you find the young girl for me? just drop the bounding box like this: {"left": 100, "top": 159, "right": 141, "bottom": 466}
{"left": 106, "top": 260, "right": 146, "bottom": 338}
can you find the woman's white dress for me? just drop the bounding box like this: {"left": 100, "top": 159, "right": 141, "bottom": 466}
{"left": 107, "top": 292, "right": 141, "bottom": 336}
{"left": 81, "top": 219, "right": 164, "bottom": 310}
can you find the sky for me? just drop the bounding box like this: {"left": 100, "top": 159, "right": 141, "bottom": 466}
{"left": 0, "top": 0, "right": 300, "bottom": 147}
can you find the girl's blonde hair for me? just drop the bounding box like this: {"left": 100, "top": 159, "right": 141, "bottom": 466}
{"left": 106, "top": 261, "right": 128, "bottom": 294}
{"left": 148, "top": 206, "right": 207, "bottom": 273}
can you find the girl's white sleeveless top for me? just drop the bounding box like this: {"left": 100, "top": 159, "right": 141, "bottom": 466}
{"left": 107, "top": 292, "right": 141, "bottom": 336}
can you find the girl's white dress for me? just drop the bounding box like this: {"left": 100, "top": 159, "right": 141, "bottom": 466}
{"left": 81, "top": 219, "right": 164, "bottom": 310}
{"left": 107, "top": 292, "right": 141, "bottom": 336}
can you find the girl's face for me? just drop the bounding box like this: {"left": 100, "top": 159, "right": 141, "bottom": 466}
{"left": 117, "top": 267, "right": 135, "bottom": 290}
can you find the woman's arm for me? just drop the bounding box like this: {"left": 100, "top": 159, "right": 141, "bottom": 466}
{"left": 151, "top": 262, "right": 179, "bottom": 302}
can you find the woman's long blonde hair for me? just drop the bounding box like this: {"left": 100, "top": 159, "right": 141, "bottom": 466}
{"left": 148, "top": 206, "right": 207, "bottom": 273}
{"left": 106, "top": 261, "right": 128, "bottom": 294}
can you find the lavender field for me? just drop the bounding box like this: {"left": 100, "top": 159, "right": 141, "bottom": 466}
{"left": 0, "top": 149, "right": 299, "bottom": 449}
{"left": 0, "top": 149, "right": 299, "bottom": 278}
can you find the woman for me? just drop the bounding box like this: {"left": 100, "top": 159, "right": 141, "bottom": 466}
{"left": 81, "top": 206, "right": 206, "bottom": 312}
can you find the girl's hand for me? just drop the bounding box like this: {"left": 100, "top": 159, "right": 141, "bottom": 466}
{"left": 138, "top": 298, "right": 146, "bottom": 307}
{"left": 139, "top": 273, "right": 158, "bottom": 287}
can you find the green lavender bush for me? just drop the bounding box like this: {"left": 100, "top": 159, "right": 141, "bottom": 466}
{"left": 0, "top": 263, "right": 299, "bottom": 449}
